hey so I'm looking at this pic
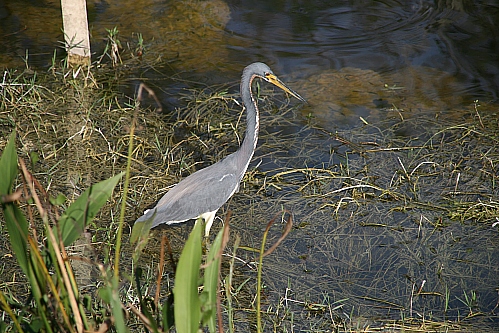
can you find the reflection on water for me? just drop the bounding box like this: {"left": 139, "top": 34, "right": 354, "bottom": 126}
{"left": 226, "top": 0, "right": 499, "bottom": 100}
{"left": 1, "top": 0, "right": 498, "bottom": 329}
{"left": 1, "top": 0, "right": 498, "bottom": 104}
{"left": 296, "top": 65, "right": 469, "bottom": 130}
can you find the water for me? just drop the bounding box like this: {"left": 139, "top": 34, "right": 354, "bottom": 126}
{"left": 227, "top": 0, "right": 499, "bottom": 98}
{"left": 2, "top": 1, "right": 498, "bottom": 99}
{"left": 1, "top": 0, "right": 498, "bottom": 329}
{"left": 2, "top": 0, "right": 497, "bottom": 128}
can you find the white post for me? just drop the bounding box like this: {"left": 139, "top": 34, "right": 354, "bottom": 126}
{"left": 61, "top": 0, "right": 91, "bottom": 67}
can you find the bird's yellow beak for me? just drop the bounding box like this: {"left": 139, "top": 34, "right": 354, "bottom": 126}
{"left": 265, "top": 73, "right": 307, "bottom": 103}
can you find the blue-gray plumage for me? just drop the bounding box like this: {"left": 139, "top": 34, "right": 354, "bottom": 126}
{"left": 135, "top": 62, "right": 306, "bottom": 237}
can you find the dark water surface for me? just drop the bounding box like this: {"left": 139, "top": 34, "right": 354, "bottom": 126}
{"left": 228, "top": 0, "right": 499, "bottom": 96}
{"left": 1, "top": 0, "right": 498, "bottom": 126}
{"left": 1, "top": 0, "right": 498, "bottom": 330}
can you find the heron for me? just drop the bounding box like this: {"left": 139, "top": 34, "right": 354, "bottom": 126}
{"left": 135, "top": 62, "right": 306, "bottom": 237}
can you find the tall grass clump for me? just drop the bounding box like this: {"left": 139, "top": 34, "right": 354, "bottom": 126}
{"left": 0, "top": 130, "right": 124, "bottom": 332}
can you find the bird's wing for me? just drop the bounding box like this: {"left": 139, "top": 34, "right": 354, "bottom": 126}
{"left": 139, "top": 158, "right": 240, "bottom": 227}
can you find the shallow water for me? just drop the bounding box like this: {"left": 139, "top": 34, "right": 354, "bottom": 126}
{"left": 1, "top": 0, "right": 498, "bottom": 101}
{"left": 1, "top": 0, "right": 498, "bottom": 330}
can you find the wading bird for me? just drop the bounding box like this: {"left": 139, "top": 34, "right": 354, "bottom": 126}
{"left": 135, "top": 62, "right": 305, "bottom": 237}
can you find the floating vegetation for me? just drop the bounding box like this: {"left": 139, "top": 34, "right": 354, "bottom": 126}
{"left": 1, "top": 57, "right": 498, "bottom": 332}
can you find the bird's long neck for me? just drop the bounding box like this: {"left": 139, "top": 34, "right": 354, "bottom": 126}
{"left": 236, "top": 72, "right": 260, "bottom": 179}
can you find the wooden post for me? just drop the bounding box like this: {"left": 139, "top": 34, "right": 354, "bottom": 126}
{"left": 61, "top": 0, "right": 91, "bottom": 67}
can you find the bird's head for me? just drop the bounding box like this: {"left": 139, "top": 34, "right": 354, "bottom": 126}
{"left": 246, "top": 62, "right": 307, "bottom": 103}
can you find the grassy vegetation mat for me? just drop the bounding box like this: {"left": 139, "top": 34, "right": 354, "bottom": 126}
{"left": 0, "top": 59, "right": 498, "bottom": 332}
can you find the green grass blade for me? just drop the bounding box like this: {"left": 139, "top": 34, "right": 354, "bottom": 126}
{"left": 202, "top": 227, "right": 224, "bottom": 332}
{"left": 173, "top": 218, "right": 203, "bottom": 333}
{"left": 57, "top": 172, "right": 124, "bottom": 246}
{"left": 0, "top": 131, "right": 29, "bottom": 274}
{"left": 3, "top": 203, "right": 29, "bottom": 276}
{"left": 110, "top": 275, "right": 128, "bottom": 333}
{"left": 131, "top": 212, "right": 154, "bottom": 271}
{"left": 162, "top": 294, "right": 175, "bottom": 330}
{"left": 226, "top": 235, "right": 240, "bottom": 333}
{"left": 0, "top": 291, "right": 24, "bottom": 332}
{"left": 0, "top": 130, "right": 17, "bottom": 195}
{"left": 130, "top": 210, "right": 155, "bottom": 245}
{"left": 256, "top": 227, "right": 268, "bottom": 333}
{"left": 27, "top": 253, "right": 53, "bottom": 333}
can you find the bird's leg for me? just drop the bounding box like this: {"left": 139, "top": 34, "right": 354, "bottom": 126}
{"left": 200, "top": 210, "right": 218, "bottom": 238}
